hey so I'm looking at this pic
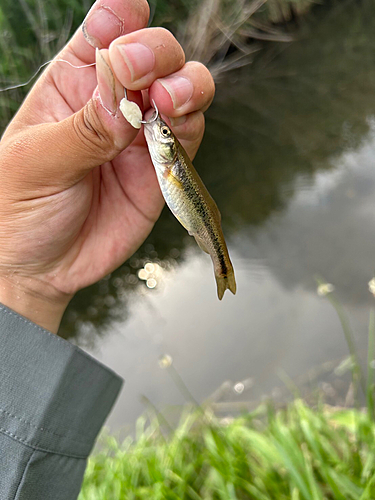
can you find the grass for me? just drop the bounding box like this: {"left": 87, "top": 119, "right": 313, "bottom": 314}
{"left": 79, "top": 401, "right": 375, "bottom": 499}
{"left": 79, "top": 285, "right": 375, "bottom": 499}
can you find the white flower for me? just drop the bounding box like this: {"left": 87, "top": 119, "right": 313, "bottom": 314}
{"left": 317, "top": 283, "right": 335, "bottom": 296}
{"left": 158, "top": 354, "right": 173, "bottom": 369}
{"left": 369, "top": 278, "right": 375, "bottom": 297}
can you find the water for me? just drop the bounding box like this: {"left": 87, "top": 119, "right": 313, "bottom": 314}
{"left": 60, "top": 2, "right": 375, "bottom": 429}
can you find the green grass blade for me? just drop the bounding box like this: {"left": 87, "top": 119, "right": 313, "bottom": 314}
{"left": 367, "top": 309, "right": 375, "bottom": 421}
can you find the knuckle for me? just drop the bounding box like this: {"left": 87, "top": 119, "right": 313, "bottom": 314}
{"left": 206, "top": 70, "right": 216, "bottom": 97}
{"left": 133, "top": 0, "right": 150, "bottom": 27}
{"left": 188, "top": 61, "right": 215, "bottom": 96}
{"left": 72, "top": 100, "right": 116, "bottom": 160}
{"left": 154, "top": 28, "right": 185, "bottom": 63}
{"left": 154, "top": 27, "right": 175, "bottom": 41}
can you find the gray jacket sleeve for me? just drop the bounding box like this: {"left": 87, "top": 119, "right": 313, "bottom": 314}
{"left": 0, "top": 303, "right": 123, "bottom": 500}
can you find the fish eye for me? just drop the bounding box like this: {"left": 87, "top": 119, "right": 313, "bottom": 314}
{"left": 161, "top": 126, "right": 171, "bottom": 137}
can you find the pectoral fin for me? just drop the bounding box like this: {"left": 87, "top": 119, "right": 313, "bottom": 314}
{"left": 164, "top": 168, "right": 183, "bottom": 189}
{"left": 193, "top": 234, "right": 210, "bottom": 254}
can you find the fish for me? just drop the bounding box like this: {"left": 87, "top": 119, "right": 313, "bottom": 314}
{"left": 142, "top": 104, "right": 236, "bottom": 300}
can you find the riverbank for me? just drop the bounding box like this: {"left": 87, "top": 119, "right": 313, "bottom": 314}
{"left": 79, "top": 399, "right": 375, "bottom": 499}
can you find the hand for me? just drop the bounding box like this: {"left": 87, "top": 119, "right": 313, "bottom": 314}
{"left": 0, "top": 0, "right": 215, "bottom": 333}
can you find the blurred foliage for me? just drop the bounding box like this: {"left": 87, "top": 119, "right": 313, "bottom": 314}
{"left": 79, "top": 399, "right": 375, "bottom": 499}
{"left": 0, "top": 0, "right": 90, "bottom": 125}
{"left": 0, "top": 0, "right": 318, "bottom": 132}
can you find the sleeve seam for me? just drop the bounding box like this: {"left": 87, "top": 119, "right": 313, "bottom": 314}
{"left": 0, "top": 407, "right": 89, "bottom": 445}
{"left": 0, "top": 427, "right": 88, "bottom": 459}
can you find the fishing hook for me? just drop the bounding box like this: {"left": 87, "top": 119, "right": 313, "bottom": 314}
{"left": 140, "top": 99, "right": 159, "bottom": 124}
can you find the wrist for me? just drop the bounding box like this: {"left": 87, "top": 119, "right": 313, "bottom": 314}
{"left": 0, "top": 275, "right": 71, "bottom": 333}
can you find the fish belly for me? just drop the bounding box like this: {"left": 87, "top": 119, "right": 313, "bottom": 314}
{"left": 156, "top": 168, "right": 198, "bottom": 233}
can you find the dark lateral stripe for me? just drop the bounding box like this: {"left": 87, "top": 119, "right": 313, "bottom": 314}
{"left": 176, "top": 156, "right": 228, "bottom": 276}
{"left": 203, "top": 219, "right": 228, "bottom": 276}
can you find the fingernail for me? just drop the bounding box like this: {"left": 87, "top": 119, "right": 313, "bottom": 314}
{"left": 170, "top": 115, "right": 187, "bottom": 127}
{"left": 83, "top": 6, "right": 124, "bottom": 49}
{"left": 115, "top": 43, "right": 155, "bottom": 82}
{"left": 96, "top": 48, "right": 118, "bottom": 114}
{"left": 157, "top": 76, "right": 193, "bottom": 109}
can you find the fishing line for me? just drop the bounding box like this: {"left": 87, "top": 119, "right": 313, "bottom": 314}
{"left": 0, "top": 59, "right": 96, "bottom": 92}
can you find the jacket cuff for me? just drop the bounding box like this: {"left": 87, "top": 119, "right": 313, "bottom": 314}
{"left": 0, "top": 303, "right": 123, "bottom": 458}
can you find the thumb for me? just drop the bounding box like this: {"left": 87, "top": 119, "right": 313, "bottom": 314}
{"left": 2, "top": 49, "right": 142, "bottom": 191}
{"left": 60, "top": 48, "right": 143, "bottom": 181}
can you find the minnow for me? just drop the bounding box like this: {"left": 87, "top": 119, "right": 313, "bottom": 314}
{"left": 142, "top": 103, "right": 236, "bottom": 300}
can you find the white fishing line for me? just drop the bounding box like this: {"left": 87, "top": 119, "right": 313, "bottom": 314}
{"left": 0, "top": 59, "right": 96, "bottom": 92}
{"left": 1, "top": 57, "right": 146, "bottom": 130}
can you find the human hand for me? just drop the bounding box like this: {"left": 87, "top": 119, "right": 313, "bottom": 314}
{"left": 0, "top": 0, "right": 215, "bottom": 333}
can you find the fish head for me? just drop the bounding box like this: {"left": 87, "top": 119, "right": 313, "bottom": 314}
{"left": 143, "top": 113, "right": 177, "bottom": 165}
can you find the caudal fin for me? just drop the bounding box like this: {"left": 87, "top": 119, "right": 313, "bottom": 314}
{"left": 215, "top": 272, "right": 237, "bottom": 300}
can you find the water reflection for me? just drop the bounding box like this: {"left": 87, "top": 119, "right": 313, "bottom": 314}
{"left": 254, "top": 125, "right": 375, "bottom": 307}
{"left": 58, "top": 2, "right": 375, "bottom": 427}
{"left": 59, "top": 248, "right": 181, "bottom": 343}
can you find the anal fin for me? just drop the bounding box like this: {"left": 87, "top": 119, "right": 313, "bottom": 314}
{"left": 193, "top": 234, "right": 210, "bottom": 254}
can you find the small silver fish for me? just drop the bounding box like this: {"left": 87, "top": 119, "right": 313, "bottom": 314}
{"left": 142, "top": 104, "right": 236, "bottom": 300}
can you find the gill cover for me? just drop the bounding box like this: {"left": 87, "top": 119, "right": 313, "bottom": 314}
{"left": 142, "top": 101, "right": 176, "bottom": 164}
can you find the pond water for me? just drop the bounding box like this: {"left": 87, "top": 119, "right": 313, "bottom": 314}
{"left": 61, "top": 2, "right": 375, "bottom": 429}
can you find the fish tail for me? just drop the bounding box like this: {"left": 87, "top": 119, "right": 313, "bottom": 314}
{"left": 215, "top": 271, "right": 237, "bottom": 300}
